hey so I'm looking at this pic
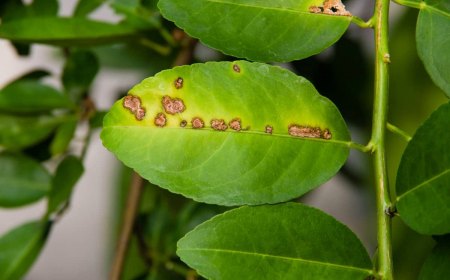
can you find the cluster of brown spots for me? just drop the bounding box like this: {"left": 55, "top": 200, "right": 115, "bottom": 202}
{"left": 162, "top": 95, "right": 185, "bottom": 115}
{"left": 191, "top": 117, "right": 204, "bottom": 129}
{"left": 123, "top": 95, "right": 145, "bottom": 121}
{"left": 309, "top": 0, "right": 352, "bottom": 16}
{"left": 174, "top": 77, "right": 183, "bottom": 89}
{"left": 265, "top": 125, "right": 273, "bottom": 134}
{"left": 229, "top": 118, "right": 242, "bottom": 131}
{"left": 288, "top": 125, "right": 332, "bottom": 139}
{"left": 180, "top": 120, "right": 187, "bottom": 127}
{"left": 211, "top": 119, "right": 228, "bottom": 131}
{"left": 154, "top": 113, "right": 167, "bottom": 127}
{"left": 233, "top": 64, "right": 241, "bottom": 73}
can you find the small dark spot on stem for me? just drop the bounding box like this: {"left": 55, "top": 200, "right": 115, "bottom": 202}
{"left": 162, "top": 95, "right": 186, "bottom": 115}
{"left": 229, "top": 118, "right": 242, "bottom": 131}
{"left": 233, "top": 64, "right": 241, "bottom": 73}
{"left": 191, "top": 117, "right": 204, "bottom": 129}
{"left": 174, "top": 77, "right": 183, "bottom": 89}
{"left": 265, "top": 125, "right": 273, "bottom": 134}
{"left": 211, "top": 119, "right": 228, "bottom": 131}
{"left": 154, "top": 113, "right": 166, "bottom": 127}
{"left": 180, "top": 120, "right": 187, "bottom": 127}
{"left": 123, "top": 95, "right": 146, "bottom": 121}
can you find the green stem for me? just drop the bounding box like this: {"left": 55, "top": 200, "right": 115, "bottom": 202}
{"left": 387, "top": 122, "right": 412, "bottom": 141}
{"left": 371, "top": 0, "right": 394, "bottom": 278}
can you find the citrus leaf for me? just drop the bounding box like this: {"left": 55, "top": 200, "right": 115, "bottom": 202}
{"left": 47, "top": 156, "right": 84, "bottom": 214}
{"left": 0, "top": 80, "right": 74, "bottom": 113}
{"left": 0, "top": 153, "right": 51, "bottom": 207}
{"left": 0, "top": 17, "right": 140, "bottom": 46}
{"left": 101, "top": 61, "right": 350, "bottom": 206}
{"left": 0, "top": 220, "right": 51, "bottom": 280}
{"left": 396, "top": 102, "right": 450, "bottom": 234}
{"left": 177, "top": 203, "right": 373, "bottom": 279}
{"left": 0, "top": 113, "right": 64, "bottom": 150}
{"left": 419, "top": 237, "right": 450, "bottom": 280}
{"left": 74, "top": 0, "right": 106, "bottom": 17}
{"left": 413, "top": 0, "right": 450, "bottom": 97}
{"left": 158, "top": 0, "right": 352, "bottom": 62}
{"left": 49, "top": 119, "right": 78, "bottom": 156}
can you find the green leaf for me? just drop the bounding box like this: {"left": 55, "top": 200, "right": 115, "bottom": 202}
{"left": 0, "top": 80, "right": 73, "bottom": 113}
{"left": 158, "top": 0, "right": 352, "bottom": 62}
{"left": 47, "top": 156, "right": 84, "bottom": 214}
{"left": 111, "top": 0, "right": 160, "bottom": 29}
{"left": 74, "top": 0, "right": 106, "bottom": 17}
{"left": 50, "top": 119, "right": 78, "bottom": 156}
{"left": 101, "top": 61, "right": 350, "bottom": 206}
{"left": 0, "top": 17, "right": 140, "bottom": 46}
{"left": 0, "top": 0, "right": 58, "bottom": 22}
{"left": 0, "top": 113, "right": 64, "bottom": 150}
{"left": 62, "top": 50, "right": 99, "bottom": 101}
{"left": 177, "top": 203, "right": 373, "bottom": 279}
{"left": 414, "top": 0, "right": 450, "bottom": 97}
{"left": 419, "top": 237, "right": 450, "bottom": 279}
{"left": 0, "top": 153, "right": 51, "bottom": 207}
{"left": 396, "top": 101, "right": 450, "bottom": 235}
{"left": 0, "top": 220, "right": 51, "bottom": 280}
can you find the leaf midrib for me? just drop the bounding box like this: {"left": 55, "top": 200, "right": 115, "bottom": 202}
{"left": 104, "top": 126, "right": 352, "bottom": 148}
{"left": 397, "top": 168, "right": 450, "bottom": 201}
{"left": 178, "top": 248, "right": 372, "bottom": 274}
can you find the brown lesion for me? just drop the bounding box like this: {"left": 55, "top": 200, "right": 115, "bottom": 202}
{"left": 123, "top": 95, "right": 146, "bottom": 121}
{"left": 229, "top": 118, "right": 242, "bottom": 131}
{"left": 211, "top": 119, "right": 228, "bottom": 131}
{"left": 233, "top": 64, "right": 241, "bottom": 73}
{"left": 180, "top": 120, "right": 187, "bottom": 127}
{"left": 154, "top": 113, "right": 167, "bottom": 127}
{"left": 309, "top": 0, "right": 352, "bottom": 16}
{"left": 288, "top": 124, "right": 332, "bottom": 139}
{"left": 191, "top": 117, "right": 204, "bottom": 129}
{"left": 174, "top": 77, "right": 183, "bottom": 89}
{"left": 265, "top": 125, "right": 273, "bottom": 134}
{"left": 162, "top": 95, "right": 186, "bottom": 115}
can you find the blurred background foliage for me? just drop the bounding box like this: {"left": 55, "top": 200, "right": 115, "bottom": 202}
{"left": 0, "top": 0, "right": 447, "bottom": 279}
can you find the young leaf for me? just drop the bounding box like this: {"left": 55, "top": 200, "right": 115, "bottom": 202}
{"left": 414, "top": 0, "right": 450, "bottom": 97}
{"left": 0, "top": 17, "right": 140, "bottom": 46}
{"left": 177, "top": 203, "right": 373, "bottom": 279}
{"left": 0, "top": 80, "right": 73, "bottom": 113}
{"left": 0, "top": 113, "right": 64, "bottom": 150}
{"left": 101, "top": 61, "right": 350, "bottom": 206}
{"left": 419, "top": 237, "right": 450, "bottom": 279}
{"left": 158, "top": 0, "right": 353, "bottom": 62}
{"left": 0, "top": 220, "right": 51, "bottom": 280}
{"left": 0, "top": 153, "right": 51, "bottom": 207}
{"left": 47, "top": 156, "right": 84, "bottom": 214}
{"left": 396, "top": 102, "right": 450, "bottom": 235}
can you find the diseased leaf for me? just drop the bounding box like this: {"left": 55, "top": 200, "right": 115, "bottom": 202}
{"left": 0, "top": 80, "right": 73, "bottom": 113}
{"left": 0, "top": 220, "right": 51, "bottom": 280}
{"left": 0, "top": 153, "right": 51, "bottom": 207}
{"left": 0, "top": 17, "right": 140, "bottom": 46}
{"left": 177, "top": 203, "right": 373, "bottom": 279}
{"left": 402, "top": 0, "right": 450, "bottom": 96}
{"left": 396, "top": 102, "right": 450, "bottom": 235}
{"left": 419, "top": 237, "right": 450, "bottom": 280}
{"left": 158, "top": 0, "right": 353, "bottom": 62}
{"left": 0, "top": 114, "right": 64, "bottom": 150}
{"left": 47, "top": 156, "right": 84, "bottom": 214}
{"left": 101, "top": 61, "right": 350, "bottom": 206}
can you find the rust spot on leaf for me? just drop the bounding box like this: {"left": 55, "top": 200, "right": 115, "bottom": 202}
{"left": 123, "top": 95, "right": 146, "bottom": 121}
{"left": 233, "top": 64, "right": 241, "bottom": 73}
{"left": 288, "top": 125, "right": 332, "bottom": 139}
{"left": 229, "top": 118, "right": 242, "bottom": 131}
{"left": 211, "top": 119, "right": 228, "bottom": 131}
{"left": 309, "top": 0, "right": 352, "bottom": 16}
{"left": 191, "top": 117, "right": 204, "bottom": 129}
{"left": 154, "top": 113, "right": 167, "bottom": 127}
{"left": 265, "top": 125, "right": 273, "bottom": 134}
{"left": 180, "top": 120, "right": 187, "bottom": 127}
{"left": 162, "top": 95, "right": 185, "bottom": 115}
{"left": 174, "top": 77, "right": 183, "bottom": 89}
